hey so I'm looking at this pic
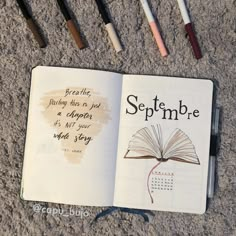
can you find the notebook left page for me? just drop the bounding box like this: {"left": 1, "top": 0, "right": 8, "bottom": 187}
{"left": 21, "top": 66, "right": 123, "bottom": 206}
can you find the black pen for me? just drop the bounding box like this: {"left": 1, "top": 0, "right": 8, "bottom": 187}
{"left": 207, "top": 107, "right": 220, "bottom": 198}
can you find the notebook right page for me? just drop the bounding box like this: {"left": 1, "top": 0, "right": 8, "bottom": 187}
{"left": 114, "top": 75, "right": 213, "bottom": 214}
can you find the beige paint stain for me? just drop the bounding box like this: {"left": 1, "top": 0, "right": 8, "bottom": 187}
{"left": 40, "top": 88, "right": 111, "bottom": 164}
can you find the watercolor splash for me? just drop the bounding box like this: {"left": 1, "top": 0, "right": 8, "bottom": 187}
{"left": 40, "top": 88, "right": 110, "bottom": 164}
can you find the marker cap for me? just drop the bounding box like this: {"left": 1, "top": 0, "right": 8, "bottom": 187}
{"left": 105, "top": 23, "right": 122, "bottom": 53}
{"left": 185, "top": 23, "right": 202, "bottom": 59}
{"left": 67, "top": 20, "right": 85, "bottom": 49}
{"left": 26, "top": 19, "right": 46, "bottom": 48}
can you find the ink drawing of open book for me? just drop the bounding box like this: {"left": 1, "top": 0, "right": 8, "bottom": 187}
{"left": 124, "top": 124, "right": 200, "bottom": 203}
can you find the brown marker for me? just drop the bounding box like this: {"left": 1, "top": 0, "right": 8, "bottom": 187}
{"left": 57, "top": 0, "right": 85, "bottom": 49}
{"left": 16, "top": 0, "right": 46, "bottom": 48}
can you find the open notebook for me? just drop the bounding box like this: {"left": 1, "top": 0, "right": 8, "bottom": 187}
{"left": 21, "top": 66, "right": 213, "bottom": 214}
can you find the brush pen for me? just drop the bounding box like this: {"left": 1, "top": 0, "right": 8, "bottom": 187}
{"left": 57, "top": 0, "right": 85, "bottom": 49}
{"left": 16, "top": 0, "right": 46, "bottom": 48}
{"left": 176, "top": 0, "right": 202, "bottom": 59}
{"left": 140, "top": 0, "right": 168, "bottom": 57}
{"left": 95, "top": 0, "right": 122, "bottom": 53}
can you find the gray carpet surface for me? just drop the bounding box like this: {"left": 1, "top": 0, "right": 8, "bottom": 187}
{"left": 0, "top": 0, "right": 236, "bottom": 235}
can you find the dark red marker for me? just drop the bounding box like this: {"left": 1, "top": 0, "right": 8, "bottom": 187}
{"left": 177, "top": 0, "right": 202, "bottom": 59}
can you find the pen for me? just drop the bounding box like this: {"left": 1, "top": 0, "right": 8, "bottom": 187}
{"left": 140, "top": 0, "right": 168, "bottom": 57}
{"left": 57, "top": 0, "right": 85, "bottom": 49}
{"left": 94, "top": 0, "right": 122, "bottom": 53}
{"left": 16, "top": 0, "right": 46, "bottom": 48}
{"left": 207, "top": 107, "right": 220, "bottom": 198}
{"left": 176, "top": 0, "right": 202, "bottom": 59}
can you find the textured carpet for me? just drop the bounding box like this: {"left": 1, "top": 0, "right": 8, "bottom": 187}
{"left": 0, "top": 0, "right": 236, "bottom": 235}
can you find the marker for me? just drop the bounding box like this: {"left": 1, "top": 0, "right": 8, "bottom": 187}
{"left": 140, "top": 0, "right": 168, "bottom": 57}
{"left": 207, "top": 107, "right": 220, "bottom": 198}
{"left": 57, "top": 0, "right": 85, "bottom": 49}
{"left": 95, "top": 0, "right": 122, "bottom": 53}
{"left": 176, "top": 0, "right": 202, "bottom": 59}
{"left": 16, "top": 0, "right": 46, "bottom": 48}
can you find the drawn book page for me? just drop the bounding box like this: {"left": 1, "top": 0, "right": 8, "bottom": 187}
{"left": 114, "top": 75, "right": 213, "bottom": 214}
{"left": 21, "top": 66, "right": 122, "bottom": 206}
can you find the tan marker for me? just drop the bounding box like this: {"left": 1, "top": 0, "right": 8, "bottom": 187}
{"left": 105, "top": 23, "right": 122, "bottom": 52}
{"left": 95, "top": 0, "right": 122, "bottom": 53}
